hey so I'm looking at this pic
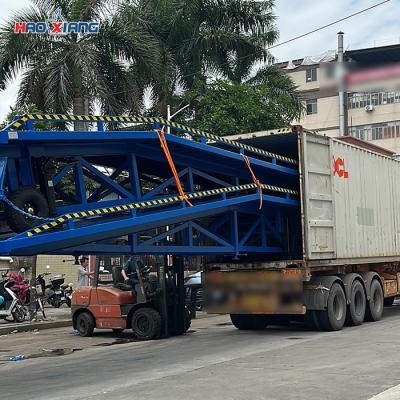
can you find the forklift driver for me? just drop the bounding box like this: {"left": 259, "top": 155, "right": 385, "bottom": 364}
{"left": 121, "top": 255, "right": 144, "bottom": 290}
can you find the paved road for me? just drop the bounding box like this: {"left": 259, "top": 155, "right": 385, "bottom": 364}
{"left": 3, "top": 308, "right": 400, "bottom": 400}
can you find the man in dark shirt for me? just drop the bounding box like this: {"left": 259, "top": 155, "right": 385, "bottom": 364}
{"left": 121, "top": 256, "right": 142, "bottom": 285}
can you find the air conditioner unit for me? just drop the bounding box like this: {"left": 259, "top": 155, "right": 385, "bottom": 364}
{"left": 365, "top": 104, "right": 374, "bottom": 112}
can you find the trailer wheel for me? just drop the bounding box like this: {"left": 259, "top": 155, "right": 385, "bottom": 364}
{"left": 131, "top": 307, "right": 161, "bottom": 340}
{"left": 345, "top": 279, "right": 366, "bottom": 326}
{"left": 365, "top": 279, "right": 384, "bottom": 322}
{"left": 384, "top": 296, "right": 395, "bottom": 307}
{"left": 76, "top": 311, "right": 95, "bottom": 337}
{"left": 317, "top": 283, "right": 346, "bottom": 331}
{"left": 230, "top": 314, "right": 269, "bottom": 331}
{"left": 5, "top": 188, "right": 49, "bottom": 233}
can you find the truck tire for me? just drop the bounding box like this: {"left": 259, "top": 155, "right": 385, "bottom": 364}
{"left": 384, "top": 296, "right": 395, "bottom": 307}
{"left": 76, "top": 311, "right": 95, "bottom": 337}
{"left": 365, "top": 279, "right": 384, "bottom": 322}
{"left": 131, "top": 307, "right": 161, "bottom": 340}
{"left": 230, "top": 314, "right": 268, "bottom": 330}
{"left": 345, "top": 279, "right": 366, "bottom": 326}
{"left": 5, "top": 188, "right": 49, "bottom": 233}
{"left": 317, "top": 283, "right": 346, "bottom": 331}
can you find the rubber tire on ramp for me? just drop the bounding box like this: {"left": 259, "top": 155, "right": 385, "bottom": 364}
{"left": 230, "top": 314, "right": 269, "bottom": 330}
{"left": 365, "top": 279, "right": 384, "bottom": 322}
{"left": 5, "top": 188, "right": 49, "bottom": 233}
{"left": 76, "top": 311, "right": 95, "bottom": 337}
{"left": 317, "top": 282, "right": 346, "bottom": 331}
{"left": 345, "top": 279, "right": 366, "bottom": 326}
{"left": 131, "top": 307, "right": 162, "bottom": 340}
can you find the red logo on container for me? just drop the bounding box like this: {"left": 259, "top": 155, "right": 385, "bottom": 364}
{"left": 333, "top": 157, "right": 349, "bottom": 179}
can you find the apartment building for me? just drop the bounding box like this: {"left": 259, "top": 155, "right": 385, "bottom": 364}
{"left": 279, "top": 42, "right": 400, "bottom": 153}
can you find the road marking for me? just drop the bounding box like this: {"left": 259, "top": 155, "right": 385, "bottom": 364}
{"left": 369, "top": 384, "right": 400, "bottom": 399}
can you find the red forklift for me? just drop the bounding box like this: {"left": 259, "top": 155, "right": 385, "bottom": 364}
{"left": 71, "top": 256, "right": 191, "bottom": 340}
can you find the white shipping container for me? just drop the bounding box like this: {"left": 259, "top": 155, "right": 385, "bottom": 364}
{"left": 302, "top": 132, "right": 400, "bottom": 265}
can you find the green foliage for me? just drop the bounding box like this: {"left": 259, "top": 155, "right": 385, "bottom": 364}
{"left": 0, "top": 0, "right": 161, "bottom": 116}
{"left": 0, "top": 0, "right": 302, "bottom": 136}
{"left": 134, "top": 0, "right": 280, "bottom": 115}
{"left": 0, "top": 103, "right": 51, "bottom": 130}
{"left": 183, "top": 66, "right": 304, "bottom": 136}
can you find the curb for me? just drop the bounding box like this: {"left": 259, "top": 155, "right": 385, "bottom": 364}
{"left": 0, "top": 319, "right": 71, "bottom": 335}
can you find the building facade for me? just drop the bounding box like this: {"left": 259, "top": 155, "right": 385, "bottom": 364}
{"left": 279, "top": 43, "right": 400, "bottom": 153}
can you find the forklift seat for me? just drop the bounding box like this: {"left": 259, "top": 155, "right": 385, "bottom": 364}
{"left": 112, "top": 266, "right": 132, "bottom": 291}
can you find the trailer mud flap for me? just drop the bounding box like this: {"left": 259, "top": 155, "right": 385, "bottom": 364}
{"left": 303, "top": 276, "right": 341, "bottom": 311}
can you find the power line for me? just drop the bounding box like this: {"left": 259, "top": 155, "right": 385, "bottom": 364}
{"left": 107, "top": 0, "right": 392, "bottom": 98}
{"left": 267, "top": 0, "right": 391, "bottom": 52}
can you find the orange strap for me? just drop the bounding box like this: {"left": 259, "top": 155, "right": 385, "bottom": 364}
{"left": 157, "top": 129, "right": 193, "bottom": 207}
{"left": 241, "top": 154, "right": 263, "bottom": 209}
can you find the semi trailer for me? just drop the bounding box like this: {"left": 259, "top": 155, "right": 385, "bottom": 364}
{"left": 204, "top": 129, "right": 400, "bottom": 331}
{"left": 1, "top": 114, "right": 400, "bottom": 333}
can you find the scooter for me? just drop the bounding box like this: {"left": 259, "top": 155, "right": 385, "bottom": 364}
{"left": 44, "top": 274, "right": 69, "bottom": 308}
{"left": 61, "top": 282, "right": 73, "bottom": 307}
{"left": 0, "top": 272, "right": 28, "bottom": 322}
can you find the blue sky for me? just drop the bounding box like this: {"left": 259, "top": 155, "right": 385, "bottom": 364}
{"left": 0, "top": 0, "right": 398, "bottom": 120}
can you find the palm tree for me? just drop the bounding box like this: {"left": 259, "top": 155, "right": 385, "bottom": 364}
{"left": 134, "top": 0, "right": 280, "bottom": 115}
{"left": 0, "top": 0, "right": 161, "bottom": 129}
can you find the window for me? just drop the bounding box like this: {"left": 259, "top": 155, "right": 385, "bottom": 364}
{"left": 350, "top": 121, "right": 400, "bottom": 141}
{"left": 306, "top": 99, "right": 318, "bottom": 115}
{"left": 372, "top": 126, "right": 384, "bottom": 140}
{"left": 348, "top": 91, "right": 400, "bottom": 109}
{"left": 354, "top": 127, "right": 365, "bottom": 140}
{"left": 306, "top": 68, "right": 317, "bottom": 82}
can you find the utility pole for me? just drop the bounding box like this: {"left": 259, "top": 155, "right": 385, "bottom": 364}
{"left": 338, "top": 32, "right": 346, "bottom": 136}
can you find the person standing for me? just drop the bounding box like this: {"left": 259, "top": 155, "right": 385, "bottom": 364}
{"left": 77, "top": 256, "right": 93, "bottom": 287}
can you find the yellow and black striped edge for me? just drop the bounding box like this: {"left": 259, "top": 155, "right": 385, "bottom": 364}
{"left": 26, "top": 183, "right": 298, "bottom": 237}
{"left": 9, "top": 114, "right": 297, "bottom": 165}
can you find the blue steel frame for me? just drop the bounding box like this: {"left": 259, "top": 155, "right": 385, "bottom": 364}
{"left": 0, "top": 115, "right": 300, "bottom": 257}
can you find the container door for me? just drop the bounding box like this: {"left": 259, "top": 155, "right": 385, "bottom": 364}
{"left": 301, "top": 133, "right": 336, "bottom": 260}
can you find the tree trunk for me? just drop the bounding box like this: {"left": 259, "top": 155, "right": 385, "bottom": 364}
{"left": 73, "top": 90, "right": 88, "bottom": 131}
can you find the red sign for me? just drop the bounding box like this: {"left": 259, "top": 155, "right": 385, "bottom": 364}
{"left": 333, "top": 157, "right": 349, "bottom": 179}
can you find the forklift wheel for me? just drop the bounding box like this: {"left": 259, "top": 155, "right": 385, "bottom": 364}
{"left": 131, "top": 307, "right": 161, "bottom": 340}
{"left": 76, "top": 311, "right": 95, "bottom": 337}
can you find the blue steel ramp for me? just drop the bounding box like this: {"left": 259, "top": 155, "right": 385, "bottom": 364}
{"left": 0, "top": 114, "right": 300, "bottom": 257}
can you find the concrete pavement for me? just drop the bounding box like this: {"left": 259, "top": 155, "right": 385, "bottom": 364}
{"left": 2, "top": 308, "right": 400, "bottom": 399}
{"left": 0, "top": 306, "right": 71, "bottom": 334}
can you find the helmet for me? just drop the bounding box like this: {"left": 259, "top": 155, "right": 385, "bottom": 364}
{"left": 0, "top": 295, "right": 4, "bottom": 306}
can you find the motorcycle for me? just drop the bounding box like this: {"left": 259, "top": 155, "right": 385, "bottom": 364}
{"left": 43, "top": 274, "right": 71, "bottom": 308}
{"left": 61, "top": 282, "right": 73, "bottom": 307}
{"left": 0, "top": 271, "right": 28, "bottom": 322}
